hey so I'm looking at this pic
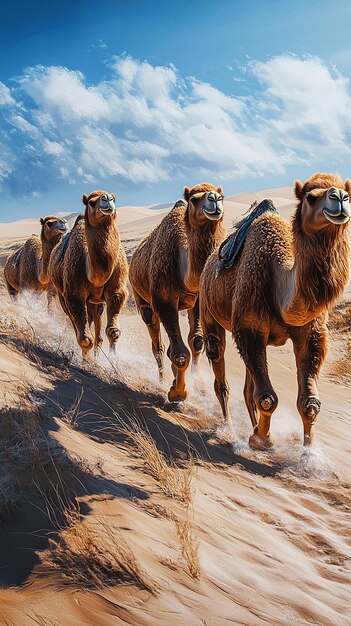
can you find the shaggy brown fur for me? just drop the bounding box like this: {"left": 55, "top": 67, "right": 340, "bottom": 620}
{"left": 200, "top": 173, "right": 351, "bottom": 448}
{"left": 129, "top": 183, "right": 226, "bottom": 401}
{"left": 4, "top": 216, "right": 68, "bottom": 308}
{"left": 48, "top": 191, "right": 128, "bottom": 357}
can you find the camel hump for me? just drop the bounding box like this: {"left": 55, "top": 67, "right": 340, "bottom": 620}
{"left": 217, "top": 199, "right": 278, "bottom": 272}
{"left": 12, "top": 245, "right": 24, "bottom": 267}
{"left": 173, "top": 199, "right": 187, "bottom": 209}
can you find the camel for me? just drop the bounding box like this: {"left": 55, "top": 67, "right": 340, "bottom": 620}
{"left": 4, "top": 216, "right": 68, "bottom": 308}
{"left": 48, "top": 191, "right": 128, "bottom": 357}
{"left": 129, "top": 183, "right": 226, "bottom": 401}
{"left": 200, "top": 173, "right": 351, "bottom": 449}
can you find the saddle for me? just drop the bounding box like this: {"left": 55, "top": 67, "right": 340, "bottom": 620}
{"left": 12, "top": 245, "right": 24, "bottom": 267}
{"left": 57, "top": 214, "right": 85, "bottom": 262}
{"left": 217, "top": 199, "right": 278, "bottom": 272}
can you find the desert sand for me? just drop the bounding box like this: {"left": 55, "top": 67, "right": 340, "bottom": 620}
{"left": 0, "top": 188, "right": 350, "bottom": 626}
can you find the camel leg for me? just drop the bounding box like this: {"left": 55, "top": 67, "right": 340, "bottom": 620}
{"left": 187, "top": 297, "right": 204, "bottom": 369}
{"left": 244, "top": 367, "right": 258, "bottom": 431}
{"left": 134, "top": 291, "right": 165, "bottom": 380}
{"left": 105, "top": 287, "right": 127, "bottom": 353}
{"left": 291, "top": 322, "right": 327, "bottom": 446}
{"left": 88, "top": 303, "right": 104, "bottom": 358}
{"left": 234, "top": 327, "right": 277, "bottom": 450}
{"left": 47, "top": 287, "right": 57, "bottom": 315}
{"left": 65, "top": 294, "right": 93, "bottom": 357}
{"left": 153, "top": 296, "right": 190, "bottom": 402}
{"left": 204, "top": 326, "right": 236, "bottom": 444}
{"left": 58, "top": 293, "right": 69, "bottom": 316}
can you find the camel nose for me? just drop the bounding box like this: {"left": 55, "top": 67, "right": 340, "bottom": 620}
{"left": 204, "top": 193, "right": 224, "bottom": 215}
{"left": 323, "top": 187, "right": 350, "bottom": 223}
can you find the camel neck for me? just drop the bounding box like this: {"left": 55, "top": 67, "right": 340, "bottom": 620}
{"left": 84, "top": 215, "right": 120, "bottom": 287}
{"left": 38, "top": 233, "right": 56, "bottom": 284}
{"left": 184, "top": 215, "right": 226, "bottom": 292}
{"left": 281, "top": 216, "right": 350, "bottom": 325}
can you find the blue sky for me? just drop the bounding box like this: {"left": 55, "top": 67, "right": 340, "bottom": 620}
{"left": 1, "top": 0, "right": 351, "bottom": 220}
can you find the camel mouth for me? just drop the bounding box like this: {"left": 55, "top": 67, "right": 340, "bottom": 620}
{"left": 99, "top": 207, "right": 115, "bottom": 215}
{"left": 57, "top": 224, "right": 69, "bottom": 232}
{"left": 323, "top": 209, "right": 350, "bottom": 225}
{"left": 203, "top": 208, "right": 223, "bottom": 221}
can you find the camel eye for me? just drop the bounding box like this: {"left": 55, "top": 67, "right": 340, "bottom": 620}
{"left": 89, "top": 198, "right": 98, "bottom": 208}
{"left": 307, "top": 193, "right": 317, "bottom": 205}
{"left": 46, "top": 221, "right": 54, "bottom": 227}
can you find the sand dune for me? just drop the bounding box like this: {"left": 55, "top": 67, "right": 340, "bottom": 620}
{"left": 0, "top": 186, "right": 350, "bottom": 626}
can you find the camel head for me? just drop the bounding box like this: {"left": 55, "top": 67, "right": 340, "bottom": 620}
{"left": 39, "top": 216, "right": 68, "bottom": 241}
{"left": 184, "top": 183, "right": 224, "bottom": 227}
{"left": 82, "top": 190, "right": 116, "bottom": 226}
{"left": 294, "top": 174, "right": 351, "bottom": 234}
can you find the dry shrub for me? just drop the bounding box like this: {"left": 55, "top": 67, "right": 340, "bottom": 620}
{"left": 175, "top": 516, "right": 200, "bottom": 580}
{"left": 120, "top": 419, "right": 193, "bottom": 505}
{"left": 46, "top": 500, "right": 154, "bottom": 592}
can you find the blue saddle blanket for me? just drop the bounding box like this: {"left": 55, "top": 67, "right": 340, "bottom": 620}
{"left": 57, "top": 214, "right": 84, "bottom": 261}
{"left": 217, "top": 199, "right": 278, "bottom": 271}
{"left": 12, "top": 245, "right": 24, "bottom": 267}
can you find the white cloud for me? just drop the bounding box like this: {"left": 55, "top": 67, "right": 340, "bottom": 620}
{"left": 0, "top": 82, "right": 15, "bottom": 107}
{"left": 1, "top": 54, "right": 351, "bottom": 197}
{"left": 18, "top": 66, "right": 111, "bottom": 120}
{"left": 251, "top": 55, "right": 351, "bottom": 155}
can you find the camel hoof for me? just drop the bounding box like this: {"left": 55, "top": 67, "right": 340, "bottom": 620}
{"left": 80, "top": 336, "right": 93, "bottom": 350}
{"left": 168, "top": 382, "right": 187, "bottom": 403}
{"left": 249, "top": 432, "right": 274, "bottom": 451}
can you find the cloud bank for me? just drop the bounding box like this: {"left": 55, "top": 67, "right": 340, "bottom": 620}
{"left": 1, "top": 54, "right": 351, "bottom": 198}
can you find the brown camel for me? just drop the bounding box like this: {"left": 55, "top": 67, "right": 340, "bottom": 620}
{"left": 48, "top": 191, "right": 128, "bottom": 357}
{"left": 129, "top": 183, "right": 226, "bottom": 401}
{"left": 200, "top": 173, "right": 351, "bottom": 448}
{"left": 4, "top": 216, "right": 68, "bottom": 308}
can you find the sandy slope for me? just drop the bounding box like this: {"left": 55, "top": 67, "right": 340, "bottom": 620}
{"left": 0, "top": 188, "right": 350, "bottom": 626}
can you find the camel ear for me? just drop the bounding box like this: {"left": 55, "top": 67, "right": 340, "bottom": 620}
{"left": 40, "top": 217, "right": 45, "bottom": 225}
{"left": 294, "top": 180, "right": 304, "bottom": 200}
{"left": 82, "top": 193, "right": 89, "bottom": 206}
{"left": 344, "top": 179, "right": 351, "bottom": 196}
{"left": 217, "top": 186, "right": 223, "bottom": 196}
{"left": 183, "top": 186, "right": 191, "bottom": 201}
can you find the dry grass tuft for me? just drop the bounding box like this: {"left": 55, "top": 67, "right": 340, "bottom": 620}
{"left": 46, "top": 500, "right": 154, "bottom": 592}
{"left": 175, "top": 516, "right": 200, "bottom": 580}
{"left": 328, "top": 301, "right": 351, "bottom": 382}
{"left": 329, "top": 339, "right": 351, "bottom": 381}
{"left": 61, "top": 388, "right": 91, "bottom": 429}
{"left": 120, "top": 420, "right": 193, "bottom": 505}
{"left": 329, "top": 301, "right": 351, "bottom": 332}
